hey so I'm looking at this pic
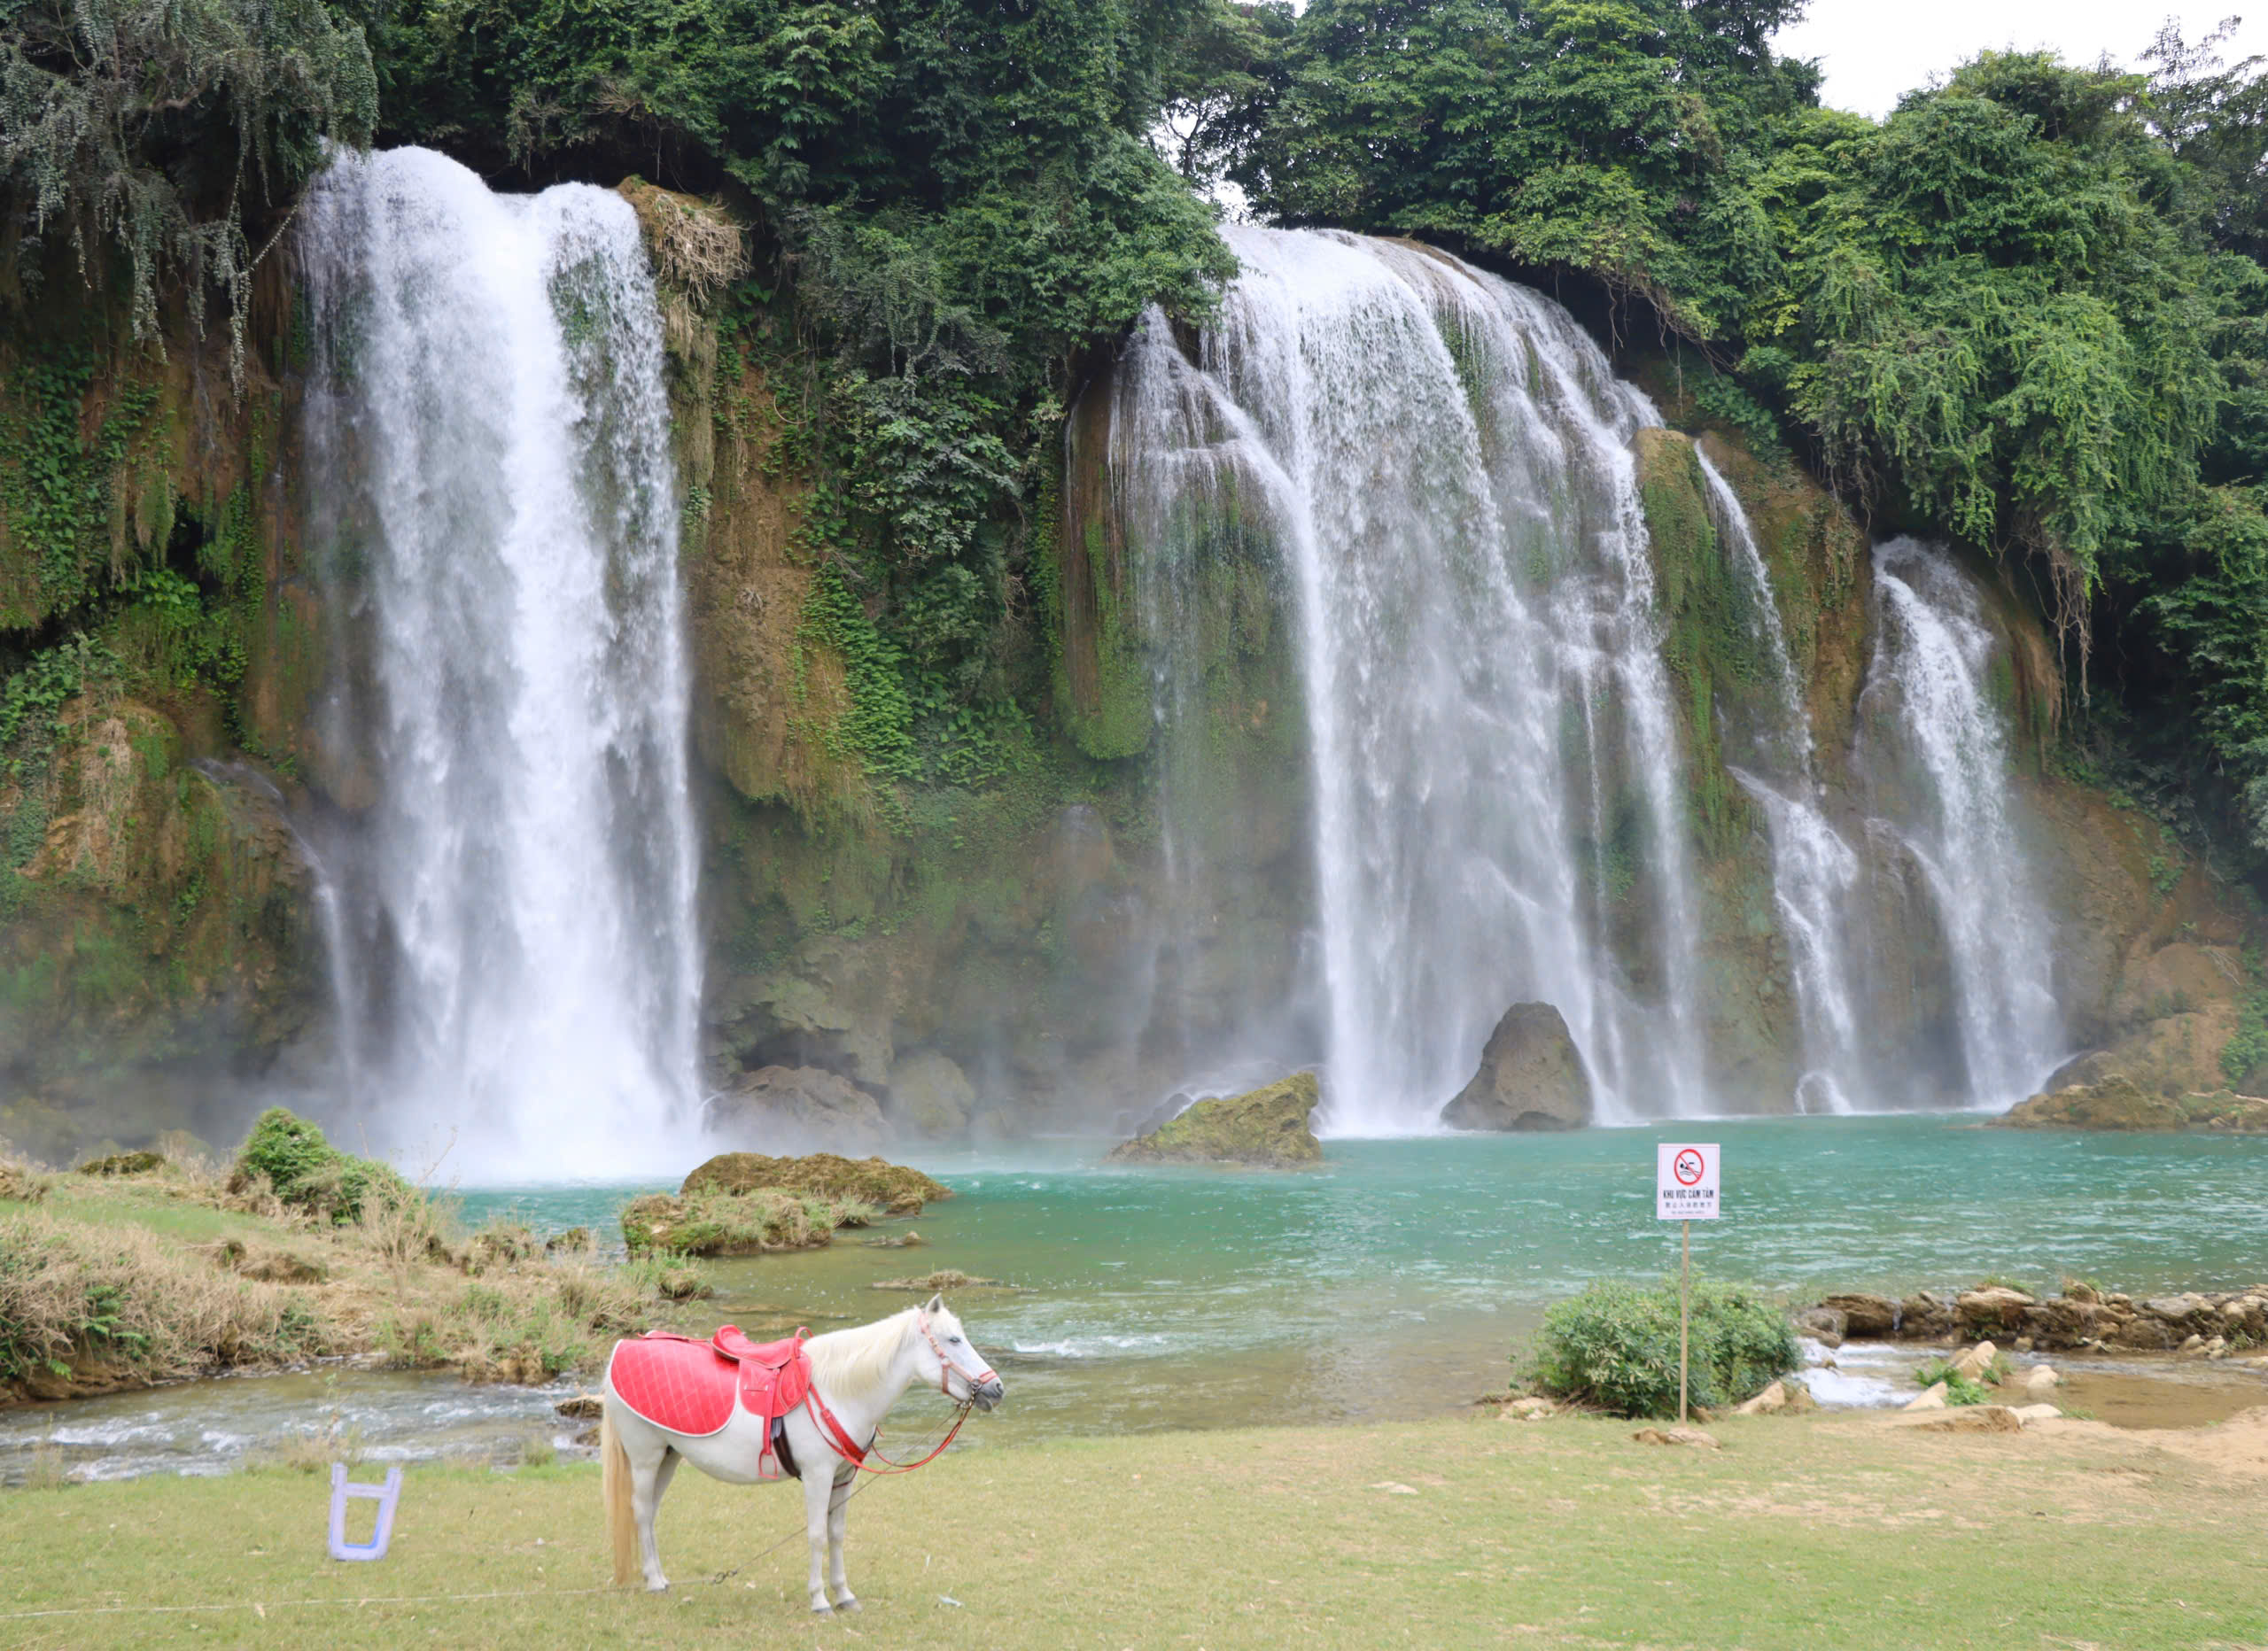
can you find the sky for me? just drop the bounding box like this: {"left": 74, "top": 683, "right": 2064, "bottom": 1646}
{"left": 1773, "top": 0, "right": 2266, "bottom": 118}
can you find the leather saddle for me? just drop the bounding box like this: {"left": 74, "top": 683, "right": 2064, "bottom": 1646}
{"left": 608, "top": 1326, "right": 812, "bottom": 1458}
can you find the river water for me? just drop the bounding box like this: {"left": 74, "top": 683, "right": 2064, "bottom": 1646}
{"left": 7, "top": 1117, "right": 2267, "bottom": 1482}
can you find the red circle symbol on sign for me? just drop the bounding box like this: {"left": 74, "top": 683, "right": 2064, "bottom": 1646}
{"left": 1673, "top": 1150, "right": 1705, "bottom": 1186}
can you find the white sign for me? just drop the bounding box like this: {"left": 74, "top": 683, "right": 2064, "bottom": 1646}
{"left": 1657, "top": 1143, "right": 1720, "bottom": 1221}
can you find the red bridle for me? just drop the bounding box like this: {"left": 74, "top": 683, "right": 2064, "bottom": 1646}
{"left": 917, "top": 1310, "right": 998, "bottom": 1399}
{"left": 804, "top": 1310, "right": 995, "bottom": 1476}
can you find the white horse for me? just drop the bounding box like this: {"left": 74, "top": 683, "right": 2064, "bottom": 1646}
{"left": 599, "top": 1295, "right": 1003, "bottom": 1613}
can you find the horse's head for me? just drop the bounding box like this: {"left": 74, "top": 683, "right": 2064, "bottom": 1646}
{"left": 914, "top": 1295, "right": 1005, "bottom": 1411}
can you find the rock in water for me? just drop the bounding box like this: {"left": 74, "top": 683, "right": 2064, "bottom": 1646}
{"left": 1994, "top": 1074, "right": 2181, "bottom": 1131}
{"left": 680, "top": 1151, "right": 948, "bottom": 1215}
{"left": 1439, "top": 1004, "right": 1592, "bottom": 1131}
{"left": 1107, "top": 1074, "right": 1322, "bottom": 1167}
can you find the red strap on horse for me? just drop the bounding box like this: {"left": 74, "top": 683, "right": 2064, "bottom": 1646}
{"left": 802, "top": 1307, "right": 986, "bottom": 1474}
{"left": 804, "top": 1388, "right": 870, "bottom": 1467}
{"left": 804, "top": 1393, "right": 972, "bottom": 1474}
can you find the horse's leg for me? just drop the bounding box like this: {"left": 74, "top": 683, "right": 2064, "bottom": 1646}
{"left": 803, "top": 1466, "right": 836, "bottom": 1614}
{"left": 629, "top": 1436, "right": 676, "bottom": 1593}
{"left": 827, "top": 1466, "right": 858, "bottom": 1611}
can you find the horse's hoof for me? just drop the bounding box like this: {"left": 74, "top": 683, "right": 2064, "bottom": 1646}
{"left": 810, "top": 1603, "right": 834, "bottom": 1617}
{"left": 643, "top": 1581, "right": 670, "bottom": 1595}
{"left": 835, "top": 1597, "right": 863, "bottom": 1614}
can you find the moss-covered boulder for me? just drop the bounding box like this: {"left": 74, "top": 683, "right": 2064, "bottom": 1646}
{"left": 680, "top": 1151, "right": 949, "bottom": 1216}
{"left": 1997, "top": 1077, "right": 2268, "bottom": 1133}
{"left": 1997, "top": 1074, "right": 2180, "bottom": 1129}
{"left": 621, "top": 1187, "right": 870, "bottom": 1257}
{"left": 76, "top": 1150, "right": 166, "bottom": 1176}
{"left": 1441, "top": 1003, "right": 1592, "bottom": 1131}
{"left": 1107, "top": 1073, "right": 1322, "bottom": 1167}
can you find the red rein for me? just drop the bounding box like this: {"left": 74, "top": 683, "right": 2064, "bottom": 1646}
{"left": 806, "top": 1311, "right": 990, "bottom": 1475}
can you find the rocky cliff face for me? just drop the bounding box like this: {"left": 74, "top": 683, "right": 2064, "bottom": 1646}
{"left": 0, "top": 265, "right": 332, "bottom": 1161}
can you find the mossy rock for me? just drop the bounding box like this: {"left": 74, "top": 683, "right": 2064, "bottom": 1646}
{"left": 1995, "top": 1076, "right": 2186, "bottom": 1131}
{"left": 1107, "top": 1072, "right": 1322, "bottom": 1167}
{"left": 622, "top": 1187, "right": 871, "bottom": 1257}
{"left": 76, "top": 1150, "right": 166, "bottom": 1176}
{"left": 680, "top": 1151, "right": 948, "bottom": 1217}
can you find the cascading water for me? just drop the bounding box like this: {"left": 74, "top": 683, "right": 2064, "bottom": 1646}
{"left": 299, "top": 148, "right": 703, "bottom": 1179}
{"left": 1697, "top": 451, "right": 1864, "bottom": 1113}
{"left": 1109, "top": 228, "right": 1711, "bottom": 1129}
{"left": 1857, "top": 539, "right": 2062, "bottom": 1107}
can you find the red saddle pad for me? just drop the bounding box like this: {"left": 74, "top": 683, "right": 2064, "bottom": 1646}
{"left": 609, "top": 1329, "right": 812, "bottom": 1438}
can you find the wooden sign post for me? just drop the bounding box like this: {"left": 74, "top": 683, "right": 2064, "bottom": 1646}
{"left": 1656, "top": 1143, "right": 1720, "bottom": 1424}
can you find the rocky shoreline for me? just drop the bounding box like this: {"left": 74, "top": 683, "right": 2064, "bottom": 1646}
{"left": 1800, "top": 1280, "right": 2268, "bottom": 1360}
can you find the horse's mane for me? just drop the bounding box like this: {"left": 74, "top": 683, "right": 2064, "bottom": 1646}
{"left": 805, "top": 1306, "right": 916, "bottom": 1399}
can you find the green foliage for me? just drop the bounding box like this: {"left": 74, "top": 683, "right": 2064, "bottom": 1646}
{"left": 2221, "top": 989, "right": 2268, "bottom": 1084}
{"left": 0, "top": 0, "right": 377, "bottom": 373}
{"left": 1913, "top": 1357, "right": 1997, "bottom": 1406}
{"left": 0, "top": 632, "right": 117, "bottom": 779}
{"left": 1207, "top": 0, "right": 1814, "bottom": 338}
{"left": 1525, "top": 1277, "right": 1798, "bottom": 1418}
{"left": 230, "top": 1107, "right": 408, "bottom": 1225}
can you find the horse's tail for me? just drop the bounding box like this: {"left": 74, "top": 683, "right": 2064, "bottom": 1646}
{"left": 601, "top": 1409, "right": 637, "bottom": 1586}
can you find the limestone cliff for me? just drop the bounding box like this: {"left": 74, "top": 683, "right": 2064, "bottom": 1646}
{"left": 0, "top": 265, "right": 330, "bottom": 1160}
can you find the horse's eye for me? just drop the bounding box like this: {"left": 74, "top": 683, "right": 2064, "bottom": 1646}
{"left": 949, "top": 1336, "right": 963, "bottom": 1345}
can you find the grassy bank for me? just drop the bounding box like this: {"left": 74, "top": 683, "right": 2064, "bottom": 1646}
{"left": 0, "top": 1139, "right": 678, "bottom": 1399}
{"left": 2, "top": 1410, "right": 2264, "bottom": 1648}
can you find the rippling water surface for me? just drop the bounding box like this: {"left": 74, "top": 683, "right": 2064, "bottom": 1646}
{"left": 10, "top": 1116, "right": 2268, "bottom": 1480}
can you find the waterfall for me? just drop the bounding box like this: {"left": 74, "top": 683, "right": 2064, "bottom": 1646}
{"left": 1109, "top": 228, "right": 1709, "bottom": 1129}
{"left": 299, "top": 149, "right": 703, "bottom": 1179}
{"left": 1858, "top": 539, "right": 2062, "bottom": 1107}
{"left": 1697, "top": 450, "right": 1864, "bottom": 1114}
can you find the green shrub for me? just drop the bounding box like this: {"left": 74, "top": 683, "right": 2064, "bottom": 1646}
{"left": 1525, "top": 1278, "right": 1798, "bottom": 1418}
{"left": 230, "top": 1108, "right": 408, "bottom": 1224}
{"left": 1915, "top": 1357, "right": 2003, "bottom": 1404}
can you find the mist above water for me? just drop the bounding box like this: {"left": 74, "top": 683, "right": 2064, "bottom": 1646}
{"left": 299, "top": 149, "right": 703, "bottom": 1179}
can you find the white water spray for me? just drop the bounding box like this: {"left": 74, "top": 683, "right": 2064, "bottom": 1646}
{"left": 299, "top": 149, "right": 703, "bottom": 1178}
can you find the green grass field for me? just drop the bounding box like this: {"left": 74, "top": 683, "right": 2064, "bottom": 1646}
{"left": 3, "top": 1409, "right": 2264, "bottom": 1649}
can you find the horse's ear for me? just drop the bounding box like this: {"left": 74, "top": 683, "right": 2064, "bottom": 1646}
{"left": 925, "top": 1292, "right": 944, "bottom": 1314}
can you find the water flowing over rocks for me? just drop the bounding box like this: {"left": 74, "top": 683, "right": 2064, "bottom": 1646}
{"left": 1108, "top": 1073, "right": 1323, "bottom": 1167}
{"left": 1440, "top": 1004, "right": 1593, "bottom": 1131}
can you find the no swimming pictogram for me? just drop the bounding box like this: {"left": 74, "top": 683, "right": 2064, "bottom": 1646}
{"left": 1656, "top": 1143, "right": 1720, "bottom": 1221}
